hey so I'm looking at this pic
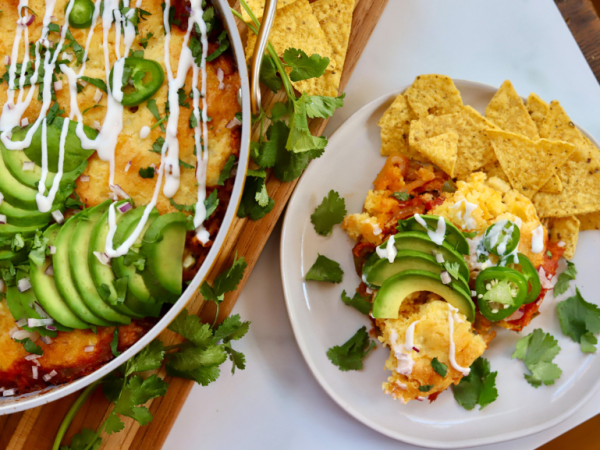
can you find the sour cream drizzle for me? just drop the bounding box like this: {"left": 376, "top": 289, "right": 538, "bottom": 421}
{"left": 414, "top": 213, "right": 446, "bottom": 245}
{"left": 376, "top": 234, "right": 397, "bottom": 263}
{"left": 531, "top": 224, "right": 544, "bottom": 254}
{"left": 389, "top": 320, "right": 420, "bottom": 376}
{"left": 36, "top": 118, "right": 70, "bottom": 212}
{"left": 451, "top": 199, "right": 478, "bottom": 230}
{"left": 447, "top": 304, "right": 470, "bottom": 376}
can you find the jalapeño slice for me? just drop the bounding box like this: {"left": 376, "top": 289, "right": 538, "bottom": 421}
{"left": 109, "top": 57, "right": 165, "bottom": 107}
{"left": 505, "top": 252, "right": 541, "bottom": 304}
{"left": 65, "top": 0, "right": 95, "bottom": 29}
{"left": 475, "top": 266, "right": 527, "bottom": 322}
{"left": 482, "top": 220, "right": 520, "bottom": 257}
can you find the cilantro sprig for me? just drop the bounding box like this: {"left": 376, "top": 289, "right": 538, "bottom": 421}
{"left": 340, "top": 290, "right": 371, "bottom": 315}
{"left": 557, "top": 288, "right": 600, "bottom": 352}
{"left": 512, "top": 329, "right": 562, "bottom": 388}
{"left": 311, "top": 190, "right": 347, "bottom": 236}
{"left": 306, "top": 254, "right": 344, "bottom": 283}
{"left": 327, "top": 326, "right": 376, "bottom": 371}
{"left": 452, "top": 357, "right": 497, "bottom": 410}
{"left": 554, "top": 261, "right": 577, "bottom": 296}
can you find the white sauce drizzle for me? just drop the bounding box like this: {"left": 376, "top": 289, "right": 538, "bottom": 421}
{"left": 447, "top": 304, "right": 470, "bottom": 376}
{"left": 140, "top": 126, "right": 150, "bottom": 139}
{"left": 376, "top": 234, "right": 397, "bottom": 263}
{"left": 414, "top": 213, "right": 446, "bottom": 245}
{"left": 451, "top": 199, "right": 479, "bottom": 230}
{"left": 531, "top": 224, "right": 544, "bottom": 254}
{"left": 36, "top": 118, "right": 69, "bottom": 212}
{"left": 389, "top": 321, "right": 420, "bottom": 376}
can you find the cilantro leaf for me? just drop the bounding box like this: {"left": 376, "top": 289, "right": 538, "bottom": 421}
{"left": 251, "top": 121, "right": 286, "bottom": 169}
{"left": 168, "top": 309, "right": 213, "bottom": 349}
{"left": 146, "top": 99, "right": 165, "bottom": 132}
{"left": 274, "top": 147, "right": 323, "bottom": 182}
{"left": 204, "top": 189, "right": 219, "bottom": 219}
{"left": 206, "top": 30, "right": 230, "bottom": 62}
{"left": 452, "top": 357, "right": 498, "bottom": 410}
{"left": 340, "top": 290, "right": 371, "bottom": 315}
{"left": 28, "top": 230, "right": 48, "bottom": 267}
{"left": 223, "top": 344, "right": 246, "bottom": 374}
{"left": 259, "top": 55, "right": 282, "bottom": 92}
{"left": 217, "top": 155, "right": 236, "bottom": 185}
{"left": 482, "top": 279, "right": 516, "bottom": 306}
{"left": 311, "top": 190, "right": 347, "bottom": 236}
{"left": 557, "top": 288, "right": 600, "bottom": 352}
{"left": 167, "top": 343, "right": 227, "bottom": 372}
{"left": 512, "top": 329, "right": 562, "bottom": 387}
{"left": 282, "top": 48, "right": 329, "bottom": 82}
{"left": 15, "top": 337, "right": 43, "bottom": 355}
{"left": 169, "top": 198, "right": 194, "bottom": 213}
{"left": 213, "top": 255, "right": 247, "bottom": 297}
{"left": 554, "top": 261, "right": 577, "bottom": 296}
{"left": 213, "top": 314, "right": 250, "bottom": 343}
{"left": 391, "top": 192, "right": 411, "bottom": 201}
{"left": 237, "top": 170, "right": 274, "bottom": 220}
{"left": 80, "top": 76, "right": 107, "bottom": 93}
{"left": 419, "top": 385, "right": 434, "bottom": 392}
{"left": 443, "top": 262, "right": 461, "bottom": 280}
{"left": 103, "top": 414, "right": 125, "bottom": 435}
{"left": 177, "top": 88, "right": 189, "bottom": 108}
{"left": 431, "top": 357, "right": 447, "bottom": 377}
{"left": 61, "top": 428, "right": 102, "bottom": 450}
{"left": 126, "top": 340, "right": 165, "bottom": 375}
{"left": 46, "top": 102, "right": 65, "bottom": 125}
{"left": 326, "top": 326, "right": 375, "bottom": 371}
{"left": 287, "top": 94, "right": 328, "bottom": 153}
{"left": 140, "top": 32, "right": 153, "bottom": 48}
{"left": 200, "top": 281, "right": 223, "bottom": 304}
{"left": 306, "top": 254, "right": 344, "bottom": 283}
{"left": 138, "top": 166, "right": 155, "bottom": 178}
{"left": 270, "top": 101, "right": 289, "bottom": 120}
{"left": 110, "top": 328, "right": 120, "bottom": 357}
{"left": 166, "top": 363, "right": 221, "bottom": 386}
{"left": 305, "top": 93, "right": 345, "bottom": 119}
{"left": 112, "top": 374, "right": 168, "bottom": 426}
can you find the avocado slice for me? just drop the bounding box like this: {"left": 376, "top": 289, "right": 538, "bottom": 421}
{"left": 1, "top": 141, "right": 88, "bottom": 191}
{"left": 10, "top": 119, "right": 97, "bottom": 173}
{"left": 372, "top": 270, "right": 475, "bottom": 321}
{"left": 366, "top": 249, "right": 470, "bottom": 293}
{"left": 401, "top": 215, "right": 470, "bottom": 255}
{"left": 140, "top": 212, "right": 187, "bottom": 303}
{"left": 69, "top": 200, "right": 131, "bottom": 324}
{"left": 0, "top": 151, "right": 68, "bottom": 211}
{"left": 0, "top": 223, "right": 41, "bottom": 239}
{"left": 89, "top": 202, "right": 161, "bottom": 318}
{"left": 53, "top": 216, "right": 112, "bottom": 326}
{"left": 373, "top": 231, "right": 470, "bottom": 281}
{"left": 112, "top": 206, "right": 160, "bottom": 303}
{"left": 29, "top": 224, "right": 89, "bottom": 329}
{"left": 0, "top": 246, "right": 29, "bottom": 264}
{"left": 5, "top": 285, "right": 26, "bottom": 321}
{"left": 0, "top": 198, "right": 64, "bottom": 227}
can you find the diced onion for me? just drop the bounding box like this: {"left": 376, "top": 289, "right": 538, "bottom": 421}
{"left": 412, "top": 346, "right": 420, "bottom": 353}
{"left": 45, "top": 264, "right": 54, "bottom": 276}
{"left": 53, "top": 80, "right": 63, "bottom": 91}
{"left": 52, "top": 210, "right": 65, "bottom": 224}
{"left": 440, "top": 271, "right": 452, "bottom": 285}
{"left": 15, "top": 318, "right": 27, "bottom": 327}
{"left": 17, "top": 278, "right": 31, "bottom": 293}
{"left": 17, "top": 14, "right": 35, "bottom": 27}
{"left": 435, "top": 253, "right": 445, "bottom": 263}
{"left": 48, "top": 246, "right": 57, "bottom": 255}
{"left": 42, "top": 370, "right": 57, "bottom": 382}
{"left": 84, "top": 345, "right": 95, "bottom": 352}
{"left": 34, "top": 302, "right": 50, "bottom": 319}
{"left": 8, "top": 326, "right": 19, "bottom": 338}
{"left": 24, "top": 354, "right": 39, "bottom": 361}
{"left": 93, "top": 251, "right": 111, "bottom": 266}
{"left": 28, "top": 318, "right": 54, "bottom": 328}
{"left": 21, "top": 117, "right": 29, "bottom": 127}
{"left": 506, "top": 309, "right": 525, "bottom": 321}
{"left": 40, "top": 336, "right": 53, "bottom": 345}
{"left": 109, "top": 184, "right": 130, "bottom": 200}
{"left": 557, "top": 241, "right": 566, "bottom": 248}
{"left": 22, "top": 161, "right": 35, "bottom": 171}
{"left": 32, "top": 366, "right": 38, "bottom": 379}
{"left": 124, "top": 161, "right": 132, "bottom": 173}
{"left": 12, "top": 329, "right": 35, "bottom": 341}
{"left": 226, "top": 116, "right": 242, "bottom": 129}
{"left": 94, "top": 89, "right": 103, "bottom": 103}
{"left": 3, "top": 389, "right": 16, "bottom": 397}
{"left": 50, "top": 15, "right": 57, "bottom": 21}
{"left": 538, "top": 267, "right": 555, "bottom": 289}
{"left": 80, "top": 175, "right": 90, "bottom": 182}
{"left": 0, "top": 214, "right": 6, "bottom": 224}
{"left": 117, "top": 202, "right": 132, "bottom": 213}
{"left": 93, "top": 121, "right": 102, "bottom": 131}
{"left": 183, "top": 254, "right": 196, "bottom": 269}
{"left": 217, "top": 67, "right": 225, "bottom": 90}
{"left": 46, "top": 325, "right": 57, "bottom": 331}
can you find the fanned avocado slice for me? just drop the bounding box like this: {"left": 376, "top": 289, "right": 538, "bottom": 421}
{"left": 0, "top": 198, "right": 64, "bottom": 227}
{"left": 372, "top": 270, "right": 475, "bottom": 321}
{"left": 53, "top": 216, "right": 112, "bottom": 327}
{"left": 140, "top": 212, "right": 187, "bottom": 303}
{"left": 10, "top": 119, "right": 97, "bottom": 173}
{"left": 69, "top": 200, "right": 131, "bottom": 324}
{"left": 1, "top": 141, "right": 88, "bottom": 190}
{"left": 401, "top": 215, "right": 470, "bottom": 255}
{"left": 29, "top": 224, "right": 89, "bottom": 329}
{"left": 88, "top": 201, "right": 161, "bottom": 319}
{"left": 0, "top": 246, "right": 29, "bottom": 264}
{"left": 0, "top": 223, "right": 41, "bottom": 239}
{"left": 112, "top": 206, "right": 160, "bottom": 304}
{"left": 366, "top": 249, "right": 470, "bottom": 293}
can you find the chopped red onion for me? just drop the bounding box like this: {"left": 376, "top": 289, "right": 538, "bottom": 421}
{"left": 415, "top": 397, "right": 424, "bottom": 402}
{"left": 15, "top": 318, "right": 27, "bottom": 327}
{"left": 226, "top": 116, "right": 242, "bottom": 129}
{"left": 17, "top": 278, "right": 31, "bottom": 293}
{"left": 538, "top": 267, "right": 554, "bottom": 289}
{"left": 506, "top": 309, "right": 524, "bottom": 322}
{"left": 149, "top": 163, "right": 157, "bottom": 170}
{"left": 117, "top": 202, "right": 133, "bottom": 213}
{"left": 45, "top": 264, "right": 55, "bottom": 276}
{"left": 0, "top": 387, "right": 4, "bottom": 393}
{"left": 84, "top": 345, "right": 95, "bottom": 352}
{"left": 217, "top": 67, "right": 225, "bottom": 90}
{"left": 94, "top": 89, "right": 103, "bottom": 103}
{"left": 79, "top": 175, "right": 90, "bottom": 183}
{"left": 24, "top": 354, "right": 39, "bottom": 361}
{"left": 22, "top": 161, "right": 35, "bottom": 171}
{"left": 79, "top": 78, "right": 88, "bottom": 87}
{"left": 93, "top": 120, "right": 101, "bottom": 131}
{"left": 21, "top": 117, "right": 29, "bottom": 127}
{"left": 93, "top": 251, "right": 111, "bottom": 266}
{"left": 440, "top": 271, "right": 452, "bottom": 285}
{"left": 109, "top": 184, "right": 130, "bottom": 199}
{"left": 32, "top": 366, "right": 38, "bottom": 379}
{"left": 50, "top": 15, "right": 57, "bottom": 21}
{"left": 48, "top": 245, "right": 57, "bottom": 255}
{"left": 40, "top": 336, "right": 52, "bottom": 345}
{"left": 412, "top": 346, "right": 420, "bottom": 353}
{"left": 52, "top": 210, "right": 65, "bottom": 224}
{"left": 4, "top": 55, "right": 9, "bottom": 65}
{"left": 42, "top": 370, "right": 57, "bottom": 382}
{"left": 124, "top": 161, "right": 132, "bottom": 173}
{"left": 557, "top": 241, "right": 566, "bottom": 248}
{"left": 435, "top": 253, "right": 445, "bottom": 263}
{"left": 8, "top": 326, "right": 19, "bottom": 338}
{"left": 12, "top": 329, "right": 35, "bottom": 341}
{"left": 17, "top": 14, "right": 35, "bottom": 27}
{"left": 34, "top": 302, "right": 50, "bottom": 319}
{"left": 3, "top": 389, "right": 16, "bottom": 397}
{"left": 0, "top": 214, "right": 6, "bottom": 224}
{"left": 28, "top": 318, "right": 54, "bottom": 328}
{"left": 46, "top": 325, "right": 57, "bottom": 331}
{"left": 53, "top": 80, "right": 63, "bottom": 91}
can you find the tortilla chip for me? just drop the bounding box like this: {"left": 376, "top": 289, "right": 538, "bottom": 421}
{"left": 577, "top": 211, "right": 600, "bottom": 230}
{"left": 378, "top": 93, "right": 423, "bottom": 160}
{"left": 409, "top": 106, "right": 498, "bottom": 178}
{"left": 539, "top": 100, "right": 586, "bottom": 146}
{"left": 539, "top": 174, "right": 563, "bottom": 194}
{"left": 485, "top": 80, "right": 539, "bottom": 140}
{"left": 526, "top": 93, "right": 549, "bottom": 133}
{"left": 486, "top": 129, "right": 575, "bottom": 198}
{"left": 533, "top": 147, "right": 600, "bottom": 218}
{"left": 292, "top": 0, "right": 355, "bottom": 97}
{"left": 404, "top": 75, "right": 463, "bottom": 118}
{"left": 412, "top": 131, "right": 459, "bottom": 177}
{"left": 241, "top": 0, "right": 300, "bottom": 23}
{"left": 549, "top": 216, "right": 580, "bottom": 259}
{"left": 245, "top": 0, "right": 336, "bottom": 71}
{"left": 481, "top": 160, "right": 509, "bottom": 183}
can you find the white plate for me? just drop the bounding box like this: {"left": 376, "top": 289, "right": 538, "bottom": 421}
{"left": 280, "top": 80, "right": 600, "bottom": 448}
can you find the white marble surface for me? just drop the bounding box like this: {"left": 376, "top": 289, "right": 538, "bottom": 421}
{"left": 164, "top": 0, "right": 600, "bottom": 448}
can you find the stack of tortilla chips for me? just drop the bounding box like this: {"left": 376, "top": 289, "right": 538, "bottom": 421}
{"left": 379, "top": 75, "right": 600, "bottom": 259}
{"left": 243, "top": 0, "right": 355, "bottom": 97}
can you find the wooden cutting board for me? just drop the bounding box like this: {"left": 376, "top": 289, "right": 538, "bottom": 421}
{"left": 0, "top": 1, "right": 389, "bottom": 449}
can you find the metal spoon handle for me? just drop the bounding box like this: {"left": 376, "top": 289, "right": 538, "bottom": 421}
{"left": 250, "top": 0, "right": 278, "bottom": 115}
